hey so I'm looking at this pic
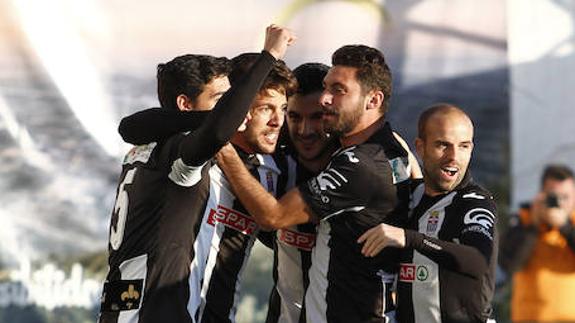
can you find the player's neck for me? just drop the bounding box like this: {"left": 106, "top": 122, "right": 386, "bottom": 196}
{"left": 340, "top": 117, "right": 385, "bottom": 148}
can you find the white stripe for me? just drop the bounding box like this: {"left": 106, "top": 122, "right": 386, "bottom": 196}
{"left": 276, "top": 228, "right": 306, "bottom": 323}
{"left": 229, "top": 236, "right": 257, "bottom": 321}
{"left": 187, "top": 165, "right": 223, "bottom": 321}
{"left": 168, "top": 158, "right": 206, "bottom": 187}
{"left": 412, "top": 192, "right": 456, "bottom": 323}
{"left": 196, "top": 165, "right": 231, "bottom": 321}
{"left": 305, "top": 221, "right": 331, "bottom": 323}
{"left": 117, "top": 254, "right": 148, "bottom": 323}
{"left": 322, "top": 206, "right": 365, "bottom": 222}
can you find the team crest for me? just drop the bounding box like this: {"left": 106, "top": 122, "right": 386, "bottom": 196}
{"left": 426, "top": 210, "right": 440, "bottom": 234}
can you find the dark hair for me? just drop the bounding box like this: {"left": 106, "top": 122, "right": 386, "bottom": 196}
{"left": 157, "top": 54, "right": 231, "bottom": 110}
{"left": 417, "top": 103, "right": 469, "bottom": 140}
{"left": 293, "top": 63, "right": 329, "bottom": 96}
{"left": 229, "top": 53, "right": 297, "bottom": 97}
{"left": 331, "top": 45, "right": 392, "bottom": 113}
{"left": 541, "top": 164, "right": 575, "bottom": 186}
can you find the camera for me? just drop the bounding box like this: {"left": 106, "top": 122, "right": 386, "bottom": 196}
{"left": 546, "top": 193, "right": 560, "bottom": 208}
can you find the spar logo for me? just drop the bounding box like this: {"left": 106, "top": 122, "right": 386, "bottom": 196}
{"left": 278, "top": 229, "right": 316, "bottom": 251}
{"left": 207, "top": 205, "right": 258, "bottom": 235}
{"left": 399, "top": 263, "right": 429, "bottom": 282}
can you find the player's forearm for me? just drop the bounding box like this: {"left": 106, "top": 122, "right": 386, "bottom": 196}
{"left": 217, "top": 146, "right": 286, "bottom": 230}
{"left": 118, "top": 108, "right": 208, "bottom": 145}
{"left": 405, "top": 230, "right": 491, "bottom": 279}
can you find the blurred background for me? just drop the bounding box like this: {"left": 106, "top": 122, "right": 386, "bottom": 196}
{"left": 0, "top": 0, "right": 573, "bottom": 322}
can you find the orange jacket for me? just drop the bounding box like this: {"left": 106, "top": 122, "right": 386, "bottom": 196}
{"left": 511, "top": 208, "right": 575, "bottom": 322}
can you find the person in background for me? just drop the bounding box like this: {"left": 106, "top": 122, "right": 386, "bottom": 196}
{"left": 500, "top": 164, "right": 575, "bottom": 323}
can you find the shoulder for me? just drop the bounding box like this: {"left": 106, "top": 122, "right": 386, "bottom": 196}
{"left": 453, "top": 184, "right": 498, "bottom": 231}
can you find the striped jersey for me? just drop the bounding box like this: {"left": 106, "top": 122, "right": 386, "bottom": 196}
{"left": 298, "top": 121, "right": 411, "bottom": 323}
{"left": 98, "top": 51, "right": 277, "bottom": 323}
{"left": 397, "top": 175, "right": 498, "bottom": 323}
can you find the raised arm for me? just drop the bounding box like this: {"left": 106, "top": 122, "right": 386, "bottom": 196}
{"left": 181, "top": 25, "right": 295, "bottom": 166}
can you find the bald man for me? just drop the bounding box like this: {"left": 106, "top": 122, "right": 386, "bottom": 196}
{"left": 358, "top": 104, "right": 498, "bottom": 323}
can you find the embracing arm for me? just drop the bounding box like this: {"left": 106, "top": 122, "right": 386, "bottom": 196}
{"left": 359, "top": 224, "right": 494, "bottom": 279}
{"left": 216, "top": 144, "right": 315, "bottom": 229}
{"left": 118, "top": 108, "right": 208, "bottom": 145}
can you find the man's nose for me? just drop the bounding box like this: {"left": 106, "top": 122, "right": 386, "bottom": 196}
{"left": 320, "top": 91, "right": 332, "bottom": 107}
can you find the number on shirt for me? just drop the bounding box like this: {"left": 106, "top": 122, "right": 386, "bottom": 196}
{"left": 110, "top": 168, "right": 137, "bottom": 250}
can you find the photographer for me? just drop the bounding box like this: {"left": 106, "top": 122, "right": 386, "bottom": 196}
{"left": 500, "top": 164, "right": 575, "bottom": 323}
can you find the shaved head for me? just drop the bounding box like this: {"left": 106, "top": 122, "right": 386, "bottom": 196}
{"left": 418, "top": 103, "right": 473, "bottom": 141}
{"left": 415, "top": 103, "right": 475, "bottom": 196}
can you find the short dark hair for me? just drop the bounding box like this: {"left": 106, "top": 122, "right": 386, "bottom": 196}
{"left": 417, "top": 103, "right": 468, "bottom": 140}
{"left": 229, "top": 53, "right": 297, "bottom": 97}
{"left": 157, "top": 54, "right": 230, "bottom": 110}
{"left": 331, "top": 45, "right": 392, "bottom": 113}
{"left": 541, "top": 164, "right": 574, "bottom": 186}
{"left": 292, "top": 63, "right": 329, "bottom": 96}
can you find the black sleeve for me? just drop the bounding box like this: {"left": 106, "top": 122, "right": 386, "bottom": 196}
{"left": 405, "top": 231, "right": 490, "bottom": 279}
{"left": 180, "top": 51, "right": 276, "bottom": 166}
{"left": 498, "top": 215, "right": 538, "bottom": 273}
{"left": 559, "top": 220, "right": 575, "bottom": 253}
{"left": 118, "top": 108, "right": 208, "bottom": 145}
{"left": 405, "top": 198, "right": 498, "bottom": 280}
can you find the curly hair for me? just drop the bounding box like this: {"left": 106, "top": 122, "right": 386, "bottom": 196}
{"left": 157, "top": 54, "right": 231, "bottom": 110}
{"left": 332, "top": 45, "right": 392, "bottom": 113}
{"left": 229, "top": 53, "right": 297, "bottom": 98}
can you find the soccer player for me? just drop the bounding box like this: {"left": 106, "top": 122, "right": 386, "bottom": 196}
{"left": 216, "top": 45, "right": 412, "bottom": 322}
{"left": 358, "top": 104, "right": 498, "bottom": 323}
{"left": 99, "top": 25, "right": 295, "bottom": 323}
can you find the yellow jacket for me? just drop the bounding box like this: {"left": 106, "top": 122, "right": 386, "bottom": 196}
{"left": 512, "top": 208, "right": 575, "bottom": 322}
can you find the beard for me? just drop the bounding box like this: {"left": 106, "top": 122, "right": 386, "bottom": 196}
{"left": 323, "top": 102, "right": 363, "bottom": 137}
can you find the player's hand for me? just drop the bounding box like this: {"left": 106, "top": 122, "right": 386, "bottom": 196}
{"left": 216, "top": 143, "right": 240, "bottom": 167}
{"left": 357, "top": 223, "right": 406, "bottom": 257}
{"left": 264, "top": 24, "right": 296, "bottom": 60}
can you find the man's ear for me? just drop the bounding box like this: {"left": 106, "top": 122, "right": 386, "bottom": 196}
{"left": 366, "top": 90, "right": 384, "bottom": 111}
{"left": 237, "top": 111, "right": 253, "bottom": 132}
{"left": 415, "top": 137, "right": 424, "bottom": 160}
{"left": 176, "top": 94, "right": 194, "bottom": 111}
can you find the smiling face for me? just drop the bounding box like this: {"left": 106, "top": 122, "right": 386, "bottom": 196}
{"left": 237, "top": 88, "right": 287, "bottom": 154}
{"left": 416, "top": 111, "right": 474, "bottom": 196}
{"left": 287, "top": 92, "right": 332, "bottom": 162}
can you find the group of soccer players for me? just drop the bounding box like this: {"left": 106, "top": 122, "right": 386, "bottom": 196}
{"left": 99, "top": 25, "right": 499, "bottom": 323}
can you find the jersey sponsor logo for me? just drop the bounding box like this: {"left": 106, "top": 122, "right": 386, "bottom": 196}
{"left": 123, "top": 142, "right": 156, "bottom": 165}
{"left": 399, "top": 263, "right": 430, "bottom": 282}
{"left": 278, "top": 229, "right": 316, "bottom": 251}
{"left": 340, "top": 147, "right": 360, "bottom": 163}
{"left": 100, "top": 279, "right": 143, "bottom": 312}
{"left": 426, "top": 211, "right": 440, "bottom": 234}
{"left": 463, "top": 208, "right": 495, "bottom": 229}
{"left": 207, "top": 205, "right": 258, "bottom": 235}
{"left": 462, "top": 192, "right": 486, "bottom": 200}
{"left": 316, "top": 168, "right": 348, "bottom": 191}
{"left": 462, "top": 224, "right": 494, "bottom": 240}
